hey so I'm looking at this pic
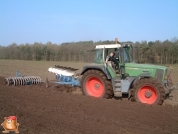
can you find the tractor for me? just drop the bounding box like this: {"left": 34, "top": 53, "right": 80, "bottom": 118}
{"left": 48, "top": 40, "right": 173, "bottom": 105}
{"left": 80, "top": 41, "right": 173, "bottom": 105}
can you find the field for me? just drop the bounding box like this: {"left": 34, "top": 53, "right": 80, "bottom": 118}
{"left": 0, "top": 60, "right": 178, "bottom": 134}
{"left": 0, "top": 60, "right": 89, "bottom": 82}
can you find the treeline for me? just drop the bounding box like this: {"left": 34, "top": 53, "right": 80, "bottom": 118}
{"left": 134, "top": 39, "right": 178, "bottom": 64}
{"left": 0, "top": 39, "right": 178, "bottom": 64}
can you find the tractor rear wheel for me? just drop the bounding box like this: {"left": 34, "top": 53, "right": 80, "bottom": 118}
{"left": 81, "top": 70, "right": 113, "bottom": 99}
{"left": 131, "top": 78, "right": 165, "bottom": 105}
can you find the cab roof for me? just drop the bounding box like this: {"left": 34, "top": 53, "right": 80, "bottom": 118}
{"left": 95, "top": 44, "right": 121, "bottom": 49}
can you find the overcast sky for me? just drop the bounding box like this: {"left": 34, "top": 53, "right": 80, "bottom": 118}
{"left": 0, "top": 0, "right": 178, "bottom": 46}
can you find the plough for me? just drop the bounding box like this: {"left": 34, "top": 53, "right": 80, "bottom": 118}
{"left": 48, "top": 65, "right": 78, "bottom": 76}
{"left": 48, "top": 65, "right": 80, "bottom": 87}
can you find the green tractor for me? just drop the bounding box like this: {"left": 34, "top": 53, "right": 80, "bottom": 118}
{"left": 80, "top": 42, "right": 173, "bottom": 105}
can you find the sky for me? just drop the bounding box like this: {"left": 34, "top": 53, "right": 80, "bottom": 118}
{"left": 0, "top": 0, "right": 178, "bottom": 46}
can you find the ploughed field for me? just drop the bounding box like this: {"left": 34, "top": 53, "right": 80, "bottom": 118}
{"left": 0, "top": 60, "right": 178, "bottom": 134}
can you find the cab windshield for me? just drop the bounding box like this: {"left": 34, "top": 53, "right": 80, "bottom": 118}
{"left": 123, "top": 47, "right": 133, "bottom": 63}
{"left": 95, "top": 49, "right": 104, "bottom": 63}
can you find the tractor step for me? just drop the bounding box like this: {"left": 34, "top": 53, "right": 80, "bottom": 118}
{"left": 112, "top": 77, "right": 122, "bottom": 97}
{"left": 114, "top": 91, "right": 122, "bottom": 97}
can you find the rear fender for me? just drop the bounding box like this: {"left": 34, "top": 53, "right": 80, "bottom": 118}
{"left": 80, "top": 65, "right": 111, "bottom": 79}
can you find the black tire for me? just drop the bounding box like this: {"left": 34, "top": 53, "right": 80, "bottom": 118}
{"left": 81, "top": 69, "right": 113, "bottom": 99}
{"left": 131, "top": 78, "right": 165, "bottom": 105}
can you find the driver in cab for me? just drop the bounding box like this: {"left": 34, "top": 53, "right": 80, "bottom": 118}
{"left": 105, "top": 52, "right": 118, "bottom": 70}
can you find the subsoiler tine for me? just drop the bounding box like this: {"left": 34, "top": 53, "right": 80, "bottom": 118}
{"left": 16, "top": 78, "right": 18, "bottom": 86}
{"left": 34, "top": 77, "right": 37, "bottom": 84}
{"left": 4, "top": 78, "right": 8, "bottom": 86}
{"left": 16, "top": 78, "right": 19, "bottom": 86}
{"left": 17, "top": 78, "right": 20, "bottom": 85}
{"left": 33, "top": 77, "right": 35, "bottom": 84}
{"left": 20, "top": 77, "right": 23, "bottom": 85}
{"left": 12, "top": 78, "right": 15, "bottom": 86}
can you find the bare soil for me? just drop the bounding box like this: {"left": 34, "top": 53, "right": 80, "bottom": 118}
{"left": 0, "top": 76, "right": 178, "bottom": 134}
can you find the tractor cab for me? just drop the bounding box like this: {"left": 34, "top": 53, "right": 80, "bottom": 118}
{"left": 94, "top": 43, "right": 133, "bottom": 77}
{"left": 94, "top": 44, "right": 121, "bottom": 64}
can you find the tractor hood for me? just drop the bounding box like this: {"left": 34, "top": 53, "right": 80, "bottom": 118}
{"left": 125, "top": 63, "right": 167, "bottom": 79}
{"left": 125, "top": 63, "right": 167, "bottom": 70}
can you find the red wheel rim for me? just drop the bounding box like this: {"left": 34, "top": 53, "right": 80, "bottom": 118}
{"left": 137, "top": 85, "right": 158, "bottom": 104}
{"left": 86, "top": 77, "right": 104, "bottom": 97}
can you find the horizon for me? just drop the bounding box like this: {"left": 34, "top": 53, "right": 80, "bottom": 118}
{"left": 1, "top": 37, "right": 178, "bottom": 46}
{"left": 0, "top": 0, "right": 178, "bottom": 46}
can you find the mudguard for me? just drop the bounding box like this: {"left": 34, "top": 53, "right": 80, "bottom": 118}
{"left": 80, "top": 64, "right": 111, "bottom": 79}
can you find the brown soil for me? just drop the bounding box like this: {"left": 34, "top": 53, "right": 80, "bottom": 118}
{"left": 0, "top": 76, "right": 178, "bottom": 134}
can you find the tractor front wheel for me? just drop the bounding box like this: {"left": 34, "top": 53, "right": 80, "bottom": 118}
{"left": 131, "top": 78, "right": 165, "bottom": 105}
{"left": 81, "top": 70, "right": 113, "bottom": 99}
